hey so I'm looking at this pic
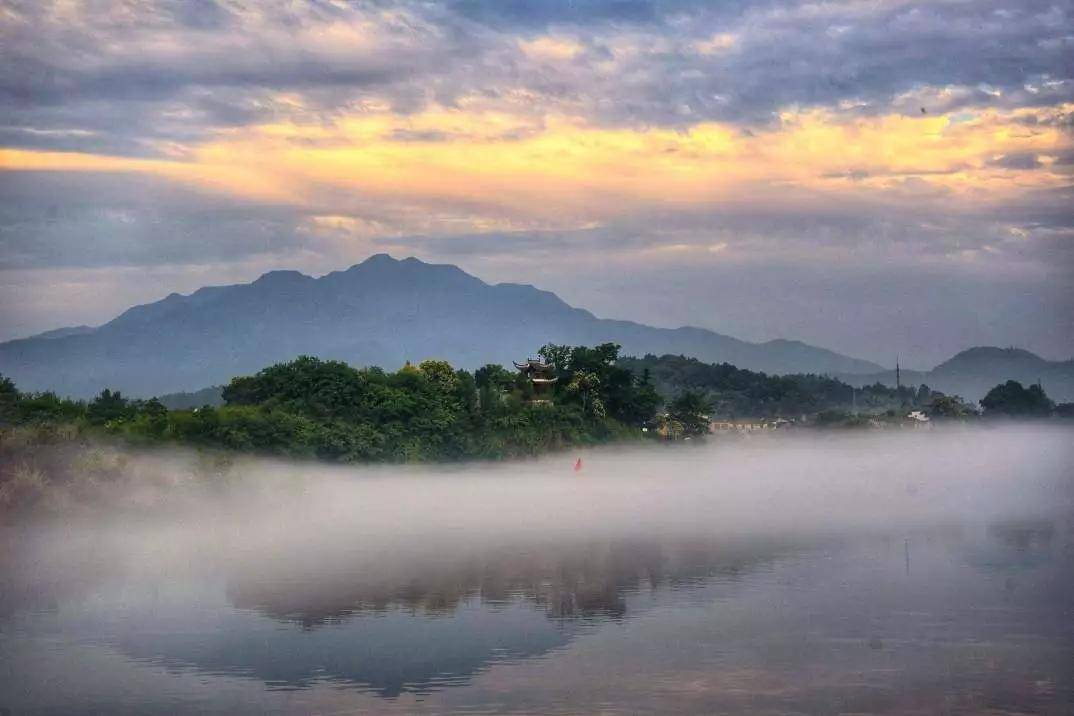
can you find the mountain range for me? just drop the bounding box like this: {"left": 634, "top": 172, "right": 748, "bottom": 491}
{"left": 0, "top": 254, "right": 884, "bottom": 398}
{"left": 1, "top": 254, "right": 1069, "bottom": 402}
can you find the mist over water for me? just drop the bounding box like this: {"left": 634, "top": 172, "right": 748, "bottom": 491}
{"left": 2, "top": 426, "right": 1073, "bottom": 714}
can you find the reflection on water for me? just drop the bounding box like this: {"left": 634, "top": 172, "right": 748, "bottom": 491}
{"left": 3, "top": 536, "right": 790, "bottom": 700}
{"left": 102, "top": 593, "right": 579, "bottom": 697}
{"left": 1, "top": 430, "right": 1073, "bottom": 714}
{"left": 3, "top": 526, "right": 1072, "bottom": 714}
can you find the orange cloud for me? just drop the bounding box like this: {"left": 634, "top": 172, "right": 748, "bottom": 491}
{"left": 0, "top": 147, "right": 294, "bottom": 203}
{"left": 518, "top": 35, "right": 584, "bottom": 61}
{"left": 3, "top": 103, "right": 1070, "bottom": 231}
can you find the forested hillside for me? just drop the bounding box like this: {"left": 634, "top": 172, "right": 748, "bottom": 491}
{"left": 619, "top": 354, "right": 946, "bottom": 418}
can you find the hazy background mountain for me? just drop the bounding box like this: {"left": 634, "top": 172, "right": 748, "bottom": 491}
{"left": 0, "top": 255, "right": 884, "bottom": 398}
{"left": 155, "top": 385, "right": 227, "bottom": 411}
{"left": 838, "top": 347, "right": 1074, "bottom": 403}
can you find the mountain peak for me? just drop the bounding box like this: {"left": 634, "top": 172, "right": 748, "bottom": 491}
{"left": 953, "top": 346, "right": 1040, "bottom": 359}
{"left": 360, "top": 253, "right": 398, "bottom": 265}
{"left": 937, "top": 346, "right": 1046, "bottom": 370}
{"left": 253, "top": 269, "right": 311, "bottom": 285}
{"left": 348, "top": 253, "right": 425, "bottom": 270}
{"left": 329, "top": 254, "right": 484, "bottom": 293}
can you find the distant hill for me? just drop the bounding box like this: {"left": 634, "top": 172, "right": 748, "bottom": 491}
{"left": 0, "top": 254, "right": 882, "bottom": 398}
{"left": 839, "top": 347, "right": 1074, "bottom": 403}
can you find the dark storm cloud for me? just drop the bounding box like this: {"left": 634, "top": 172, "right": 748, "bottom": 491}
{"left": 0, "top": 2, "right": 466, "bottom": 154}
{"left": 449, "top": 0, "right": 1072, "bottom": 127}
{"left": 577, "top": 0, "right": 1072, "bottom": 126}
{"left": 1, "top": 0, "right": 1071, "bottom": 156}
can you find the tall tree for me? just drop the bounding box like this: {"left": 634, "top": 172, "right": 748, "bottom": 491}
{"left": 669, "top": 390, "right": 712, "bottom": 436}
{"left": 566, "top": 371, "right": 604, "bottom": 417}
{"left": 87, "top": 389, "right": 134, "bottom": 425}
{"left": 980, "top": 380, "right": 1054, "bottom": 417}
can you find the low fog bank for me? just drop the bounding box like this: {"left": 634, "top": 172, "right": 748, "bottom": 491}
{"left": 2, "top": 425, "right": 1071, "bottom": 624}
{"left": 5, "top": 424, "right": 1072, "bottom": 556}
{"left": 11, "top": 424, "right": 1074, "bottom": 535}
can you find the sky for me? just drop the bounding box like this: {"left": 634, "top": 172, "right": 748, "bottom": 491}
{"left": 0, "top": 0, "right": 1071, "bottom": 368}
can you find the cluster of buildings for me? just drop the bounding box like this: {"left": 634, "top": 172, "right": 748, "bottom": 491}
{"left": 707, "top": 410, "right": 933, "bottom": 435}
{"left": 709, "top": 418, "right": 795, "bottom": 433}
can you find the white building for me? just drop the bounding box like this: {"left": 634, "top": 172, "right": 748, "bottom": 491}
{"left": 906, "top": 410, "right": 931, "bottom": 428}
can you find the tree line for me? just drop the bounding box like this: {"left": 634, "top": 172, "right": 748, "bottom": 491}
{"left": 1, "top": 346, "right": 1068, "bottom": 466}
{"left": 619, "top": 354, "right": 980, "bottom": 420}
{"left": 0, "top": 344, "right": 673, "bottom": 462}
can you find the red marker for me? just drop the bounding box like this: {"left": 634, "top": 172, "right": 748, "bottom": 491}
{"left": 574, "top": 458, "right": 583, "bottom": 472}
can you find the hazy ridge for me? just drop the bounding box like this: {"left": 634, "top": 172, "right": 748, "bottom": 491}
{"left": 839, "top": 347, "right": 1074, "bottom": 403}
{"left": 2, "top": 255, "right": 1069, "bottom": 402}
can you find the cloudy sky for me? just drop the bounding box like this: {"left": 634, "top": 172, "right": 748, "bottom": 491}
{"left": 0, "top": 0, "right": 1071, "bottom": 367}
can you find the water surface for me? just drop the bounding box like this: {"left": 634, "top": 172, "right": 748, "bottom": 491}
{"left": 2, "top": 428, "right": 1072, "bottom": 714}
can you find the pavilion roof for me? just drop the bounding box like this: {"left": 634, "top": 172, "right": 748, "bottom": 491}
{"left": 514, "top": 359, "right": 554, "bottom": 370}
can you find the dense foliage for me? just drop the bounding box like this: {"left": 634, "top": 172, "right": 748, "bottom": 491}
{"left": 980, "top": 380, "right": 1055, "bottom": 417}
{"left": 537, "top": 343, "right": 661, "bottom": 425}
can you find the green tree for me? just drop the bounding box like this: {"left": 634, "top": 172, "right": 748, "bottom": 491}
{"left": 928, "top": 394, "right": 976, "bottom": 418}
{"left": 655, "top": 414, "right": 685, "bottom": 440}
{"left": 418, "top": 359, "right": 458, "bottom": 393}
{"left": 0, "top": 373, "right": 18, "bottom": 422}
{"left": 475, "top": 364, "right": 514, "bottom": 390}
{"left": 616, "top": 368, "right": 660, "bottom": 427}
{"left": 475, "top": 364, "right": 514, "bottom": 413}
{"left": 566, "top": 371, "right": 605, "bottom": 417}
{"left": 453, "top": 369, "right": 479, "bottom": 417}
{"left": 14, "top": 391, "right": 84, "bottom": 423}
{"left": 87, "top": 389, "right": 134, "bottom": 425}
{"left": 140, "top": 397, "right": 169, "bottom": 436}
{"left": 537, "top": 344, "right": 572, "bottom": 373}
{"left": 537, "top": 342, "right": 654, "bottom": 425}
{"left": 980, "top": 380, "right": 1054, "bottom": 417}
{"left": 669, "top": 390, "right": 711, "bottom": 436}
